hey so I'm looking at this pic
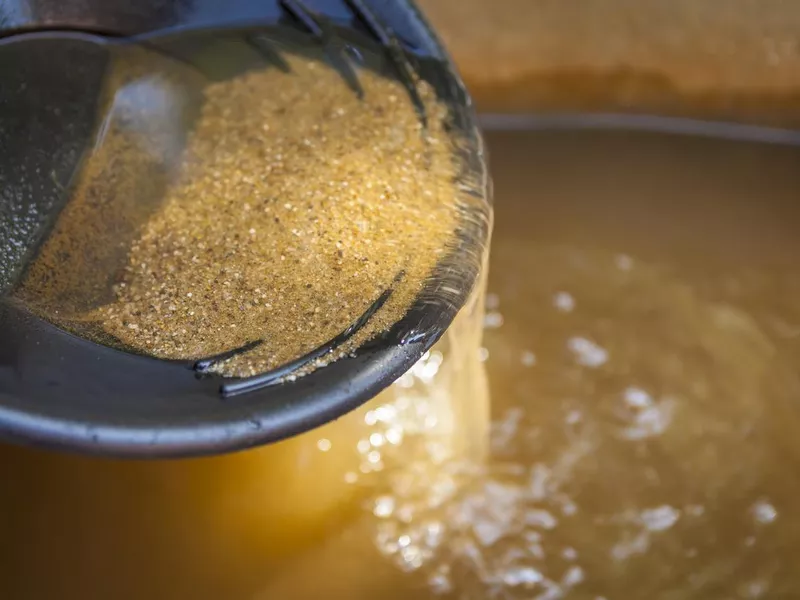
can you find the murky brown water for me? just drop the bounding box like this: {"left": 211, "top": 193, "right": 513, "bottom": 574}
{"left": 2, "top": 126, "right": 800, "bottom": 599}
{"left": 462, "top": 127, "right": 800, "bottom": 599}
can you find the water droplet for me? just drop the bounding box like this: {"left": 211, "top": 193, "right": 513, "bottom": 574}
{"left": 641, "top": 505, "right": 680, "bottom": 531}
{"left": 752, "top": 499, "right": 777, "bottom": 524}
{"left": 568, "top": 336, "right": 608, "bottom": 367}
{"left": 484, "top": 312, "right": 504, "bottom": 329}
{"left": 553, "top": 291, "right": 575, "bottom": 312}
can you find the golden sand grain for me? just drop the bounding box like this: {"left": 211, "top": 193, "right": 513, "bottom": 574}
{"left": 20, "top": 52, "right": 462, "bottom": 378}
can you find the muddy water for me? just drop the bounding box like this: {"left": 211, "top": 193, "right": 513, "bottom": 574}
{"left": 468, "top": 127, "right": 800, "bottom": 599}
{"left": 2, "top": 126, "right": 800, "bottom": 599}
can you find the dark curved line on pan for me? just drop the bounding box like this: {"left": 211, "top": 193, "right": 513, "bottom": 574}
{"left": 343, "top": 0, "right": 391, "bottom": 45}
{"left": 193, "top": 339, "right": 265, "bottom": 373}
{"left": 0, "top": 26, "right": 127, "bottom": 43}
{"left": 279, "top": 0, "right": 324, "bottom": 38}
{"left": 278, "top": 0, "right": 363, "bottom": 98}
{"left": 344, "top": 0, "right": 426, "bottom": 126}
{"left": 218, "top": 270, "right": 405, "bottom": 398}
{"left": 318, "top": 22, "right": 364, "bottom": 99}
{"left": 244, "top": 33, "right": 292, "bottom": 73}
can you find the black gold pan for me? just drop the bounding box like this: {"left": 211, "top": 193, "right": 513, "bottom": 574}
{"left": 0, "top": 0, "right": 490, "bottom": 457}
